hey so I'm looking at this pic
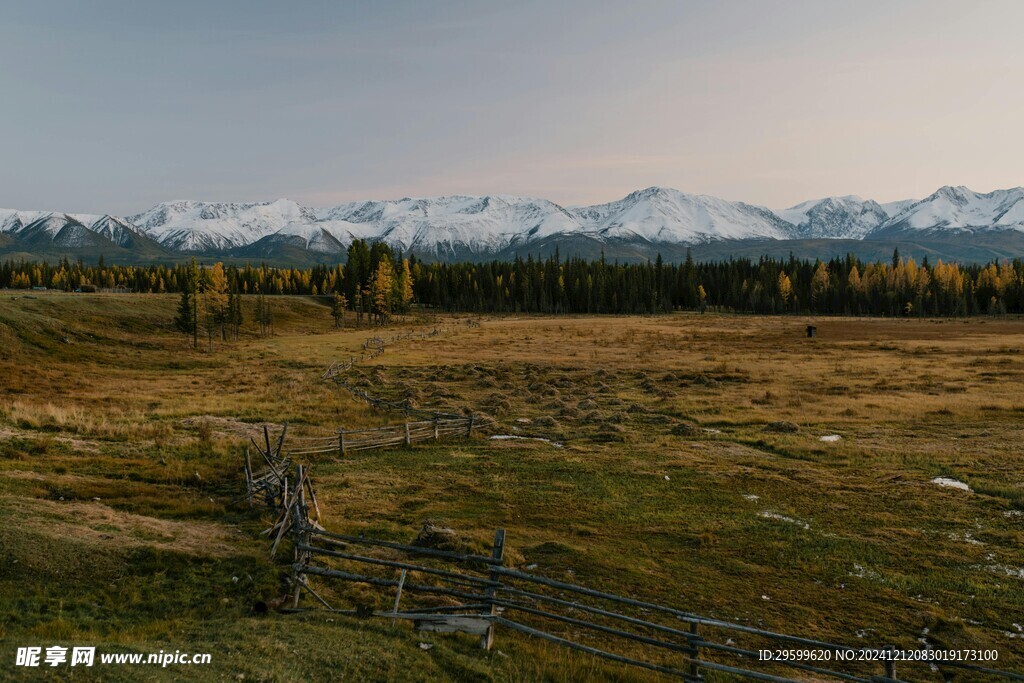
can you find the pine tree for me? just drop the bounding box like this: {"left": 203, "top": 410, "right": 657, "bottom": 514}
{"left": 228, "top": 287, "right": 243, "bottom": 340}
{"left": 174, "top": 287, "right": 195, "bottom": 342}
{"left": 174, "top": 258, "right": 200, "bottom": 348}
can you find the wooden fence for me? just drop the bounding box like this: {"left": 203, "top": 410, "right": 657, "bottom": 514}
{"left": 287, "top": 416, "right": 476, "bottom": 457}
{"left": 243, "top": 457, "right": 1021, "bottom": 683}
{"left": 308, "top": 321, "right": 488, "bottom": 456}
{"left": 243, "top": 425, "right": 292, "bottom": 509}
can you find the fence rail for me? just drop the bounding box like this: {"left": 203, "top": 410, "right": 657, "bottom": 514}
{"left": 308, "top": 321, "right": 487, "bottom": 457}
{"left": 286, "top": 416, "right": 475, "bottom": 457}
{"left": 242, "top": 440, "right": 1022, "bottom": 683}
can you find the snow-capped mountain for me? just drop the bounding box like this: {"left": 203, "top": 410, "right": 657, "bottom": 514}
{"left": 0, "top": 209, "right": 47, "bottom": 234}
{"left": 235, "top": 219, "right": 370, "bottom": 257}
{"left": 776, "top": 196, "right": 890, "bottom": 240}
{"left": 574, "top": 187, "right": 793, "bottom": 243}
{"left": 874, "top": 186, "right": 1024, "bottom": 235}
{"left": 128, "top": 199, "right": 314, "bottom": 252}
{"left": 4, "top": 185, "right": 1024, "bottom": 263}
{"left": 0, "top": 210, "right": 162, "bottom": 251}
{"left": 316, "top": 195, "right": 583, "bottom": 257}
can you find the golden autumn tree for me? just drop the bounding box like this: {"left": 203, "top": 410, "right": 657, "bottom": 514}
{"left": 370, "top": 260, "right": 394, "bottom": 324}
{"left": 777, "top": 272, "right": 793, "bottom": 309}
{"left": 394, "top": 258, "right": 414, "bottom": 314}
{"left": 202, "top": 262, "right": 230, "bottom": 346}
{"left": 332, "top": 292, "right": 348, "bottom": 329}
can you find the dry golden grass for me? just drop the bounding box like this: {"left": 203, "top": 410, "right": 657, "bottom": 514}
{"left": 1, "top": 291, "right": 1022, "bottom": 681}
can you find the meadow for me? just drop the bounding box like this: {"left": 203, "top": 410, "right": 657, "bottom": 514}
{"left": 0, "top": 291, "right": 1021, "bottom": 681}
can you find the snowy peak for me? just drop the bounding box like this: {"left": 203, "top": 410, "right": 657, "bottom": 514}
{"left": 317, "top": 194, "right": 582, "bottom": 256}
{"left": 0, "top": 209, "right": 160, "bottom": 251}
{"left": 574, "top": 187, "right": 792, "bottom": 243}
{"left": 776, "top": 195, "right": 889, "bottom": 239}
{"left": 5, "top": 185, "right": 1024, "bottom": 261}
{"left": 129, "top": 199, "right": 314, "bottom": 252}
{"left": 88, "top": 214, "right": 145, "bottom": 248}
{"left": 879, "top": 186, "right": 1024, "bottom": 233}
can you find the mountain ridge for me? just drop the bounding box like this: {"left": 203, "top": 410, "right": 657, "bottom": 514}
{"left": 3, "top": 185, "right": 1024, "bottom": 264}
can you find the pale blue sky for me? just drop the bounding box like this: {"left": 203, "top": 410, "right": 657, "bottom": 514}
{"left": 2, "top": 0, "right": 1022, "bottom": 214}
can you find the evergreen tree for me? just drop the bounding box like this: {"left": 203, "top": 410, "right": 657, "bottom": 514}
{"left": 174, "top": 258, "right": 200, "bottom": 348}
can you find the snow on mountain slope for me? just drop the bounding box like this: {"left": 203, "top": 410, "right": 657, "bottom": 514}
{"left": 879, "top": 198, "right": 916, "bottom": 218}
{"left": 12, "top": 213, "right": 109, "bottom": 248}
{"left": 129, "top": 199, "right": 314, "bottom": 251}
{"left": 318, "top": 194, "right": 582, "bottom": 256}
{"left": 8, "top": 185, "right": 1024, "bottom": 260}
{"left": 85, "top": 215, "right": 148, "bottom": 248}
{"left": 776, "top": 195, "right": 889, "bottom": 239}
{"left": 263, "top": 219, "right": 375, "bottom": 254}
{"left": 878, "top": 186, "right": 1024, "bottom": 233}
{"left": 0, "top": 209, "right": 48, "bottom": 233}
{"left": 1, "top": 211, "right": 160, "bottom": 250}
{"left": 573, "top": 187, "right": 793, "bottom": 243}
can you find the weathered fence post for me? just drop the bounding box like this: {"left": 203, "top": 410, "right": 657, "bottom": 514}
{"left": 480, "top": 528, "right": 505, "bottom": 650}
{"left": 433, "top": 417, "right": 440, "bottom": 441}
{"left": 244, "top": 448, "right": 253, "bottom": 507}
{"left": 392, "top": 569, "right": 407, "bottom": 626}
{"left": 466, "top": 415, "right": 475, "bottom": 438}
{"left": 291, "top": 465, "right": 311, "bottom": 609}
{"left": 404, "top": 420, "right": 411, "bottom": 447}
{"left": 338, "top": 428, "right": 346, "bottom": 457}
{"left": 884, "top": 646, "right": 896, "bottom": 680}
{"left": 688, "top": 622, "right": 701, "bottom": 681}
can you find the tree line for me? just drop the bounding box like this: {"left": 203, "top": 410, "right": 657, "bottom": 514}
{"left": 3, "top": 247, "right": 1024, "bottom": 318}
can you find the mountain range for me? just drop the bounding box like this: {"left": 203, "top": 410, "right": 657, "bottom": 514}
{"left": 3, "top": 185, "right": 1024, "bottom": 265}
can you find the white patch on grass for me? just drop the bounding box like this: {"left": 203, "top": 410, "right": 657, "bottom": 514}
{"left": 759, "top": 511, "right": 810, "bottom": 529}
{"left": 743, "top": 494, "right": 760, "bottom": 501}
{"left": 931, "top": 477, "right": 972, "bottom": 492}
{"left": 1004, "top": 510, "right": 1022, "bottom": 518}
{"left": 489, "top": 435, "right": 563, "bottom": 448}
{"left": 819, "top": 434, "right": 842, "bottom": 442}
{"left": 849, "top": 563, "right": 883, "bottom": 582}
{"left": 987, "top": 564, "right": 1024, "bottom": 579}
{"left": 949, "top": 531, "right": 983, "bottom": 546}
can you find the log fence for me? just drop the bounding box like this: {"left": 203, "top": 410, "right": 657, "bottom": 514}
{"left": 308, "top": 320, "right": 487, "bottom": 457}
{"left": 287, "top": 417, "right": 475, "bottom": 457}
{"left": 246, "top": 427, "right": 1023, "bottom": 683}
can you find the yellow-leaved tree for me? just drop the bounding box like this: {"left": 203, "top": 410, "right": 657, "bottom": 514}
{"left": 371, "top": 261, "right": 394, "bottom": 324}
{"left": 202, "top": 262, "right": 229, "bottom": 347}
{"left": 777, "top": 272, "right": 793, "bottom": 309}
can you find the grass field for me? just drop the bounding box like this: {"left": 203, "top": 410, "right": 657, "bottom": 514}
{"left": 0, "top": 291, "right": 1022, "bottom": 681}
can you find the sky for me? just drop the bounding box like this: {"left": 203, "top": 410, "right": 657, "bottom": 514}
{"left": 2, "top": 0, "right": 1023, "bottom": 215}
